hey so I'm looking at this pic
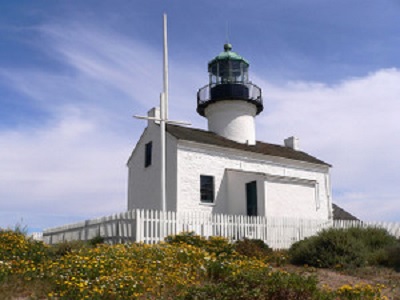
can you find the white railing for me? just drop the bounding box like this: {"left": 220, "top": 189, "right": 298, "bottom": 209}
{"left": 43, "top": 209, "right": 400, "bottom": 249}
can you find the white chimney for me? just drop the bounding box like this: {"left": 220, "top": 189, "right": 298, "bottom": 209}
{"left": 147, "top": 107, "right": 160, "bottom": 126}
{"left": 284, "top": 136, "right": 299, "bottom": 150}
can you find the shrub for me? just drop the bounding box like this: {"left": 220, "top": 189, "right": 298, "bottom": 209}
{"left": 0, "top": 230, "right": 389, "bottom": 299}
{"left": 366, "top": 248, "right": 390, "bottom": 266}
{"left": 205, "top": 236, "right": 235, "bottom": 256}
{"left": 335, "top": 283, "right": 386, "bottom": 299}
{"left": 47, "top": 240, "right": 88, "bottom": 258}
{"left": 182, "top": 268, "right": 332, "bottom": 300}
{"left": 165, "top": 232, "right": 206, "bottom": 247}
{"left": 0, "top": 229, "right": 49, "bottom": 281}
{"left": 385, "top": 244, "right": 400, "bottom": 271}
{"left": 234, "top": 238, "right": 272, "bottom": 259}
{"left": 289, "top": 227, "right": 397, "bottom": 268}
{"left": 265, "top": 250, "right": 289, "bottom": 266}
{"left": 48, "top": 236, "right": 104, "bottom": 258}
{"left": 348, "top": 227, "right": 397, "bottom": 250}
{"left": 88, "top": 235, "right": 105, "bottom": 247}
{"left": 12, "top": 221, "right": 28, "bottom": 236}
{"left": 45, "top": 243, "right": 208, "bottom": 299}
{"left": 0, "top": 229, "right": 48, "bottom": 264}
{"left": 165, "top": 232, "right": 234, "bottom": 256}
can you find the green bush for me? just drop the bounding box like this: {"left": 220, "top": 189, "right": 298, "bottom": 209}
{"left": 385, "top": 244, "right": 400, "bottom": 271}
{"left": 205, "top": 236, "right": 235, "bottom": 256}
{"left": 88, "top": 235, "right": 105, "bottom": 247}
{"left": 0, "top": 230, "right": 389, "bottom": 299}
{"left": 265, "top": 250, "right": 289, "bottom": 267}
{"left": 234, "top": 238, "right": 272, "bottom": 259}
{"left": 289, "top": 227, "right": 397, "bottom": 268}
{"left": 165, "top": 232, "right": 234, "bottom": 256}
{"left": 165, "top": 231, "right": 206, "bottom": 247}
{"left": 182, "top": 268, "right": 333, "bottom": 300}
{"left": 366, "top": 248, "right": 390, "bottom": 266}
{"left": 47, "top": 240, "right": 88, "bottom": 258}
{"left": 348, "top": 227, "right": 397, "bottom": 250}
{"left": 0, "top": 229, "right": 48, "bottom": 264}
{"left": 0, "top": 230, "right": 49, "bottom": 281}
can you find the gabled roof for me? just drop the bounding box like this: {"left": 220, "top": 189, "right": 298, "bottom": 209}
{"left": 332, "top": 203, "right": 359, "bottom": 221}
{"left": 166, "top": 124, "right": 331, "bottom": 167}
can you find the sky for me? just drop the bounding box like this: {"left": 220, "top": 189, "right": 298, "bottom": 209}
{"left": 1, "top": 0, "right": 400, "bottom": 232}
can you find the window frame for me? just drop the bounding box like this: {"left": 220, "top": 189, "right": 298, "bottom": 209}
{"left": 200, "top": 175, "right": 215, "bottom": 204}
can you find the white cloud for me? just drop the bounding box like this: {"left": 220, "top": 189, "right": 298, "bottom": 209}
{"left": 0, "top": 108, "right": 129, "bottom": 227}
{"left": 255, "top": 68, "right": 400, "bottom": 221}
{"left": 39, "top": 23, "right": 163, "bottom": 107}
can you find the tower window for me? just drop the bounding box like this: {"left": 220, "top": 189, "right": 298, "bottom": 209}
{"left": 145, "top": 142, "right": 152, "bottom": 167}
{"left": 200, "top": 175, "right": 214, "bottom": 203}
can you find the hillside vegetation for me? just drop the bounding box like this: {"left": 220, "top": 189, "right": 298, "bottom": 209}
{"left": 0, "top": 229, "right": 399, "bottom": 299}
{"left": 289, "top": 227, "right": 400, "bottom": 269}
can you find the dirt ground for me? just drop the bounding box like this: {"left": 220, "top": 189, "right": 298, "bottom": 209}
{"left": 282, "top": 265, "right": 400, "bottom": 299}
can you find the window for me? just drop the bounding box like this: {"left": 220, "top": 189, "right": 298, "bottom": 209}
{"left": 200, "top": 175, "right": 214, "bottom": 203}
{"left": 145, "top": 142, "right": 152, "bottom": 167}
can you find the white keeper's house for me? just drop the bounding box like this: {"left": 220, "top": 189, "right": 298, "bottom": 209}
{"left": 128, "top": 44, "right": 334, "bottom": 221}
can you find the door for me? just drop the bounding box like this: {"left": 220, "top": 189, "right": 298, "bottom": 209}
{"left": 246, "top": 181, "right": 258, "bottom": 216}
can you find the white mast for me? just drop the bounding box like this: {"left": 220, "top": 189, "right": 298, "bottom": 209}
{"left": 163, "top": 13, "right": 169, "bottom": 120}
{"left": 160, "top": 13, "right": 168, "bottom": 212}
{"left": 134, "top": 14, "right": 190, "bottom": 213}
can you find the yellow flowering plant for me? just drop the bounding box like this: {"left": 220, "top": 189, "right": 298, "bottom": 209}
{"left": 0, "top": 230, "right": 391, "bottom": 299}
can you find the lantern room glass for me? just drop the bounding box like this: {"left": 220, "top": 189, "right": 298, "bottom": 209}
{"left": 209, "top": 61, "right": 249, "bottom": 85}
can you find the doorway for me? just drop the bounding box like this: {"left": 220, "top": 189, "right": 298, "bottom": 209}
{"left": 246, "top": 181, "right": 258, "bottom": 216}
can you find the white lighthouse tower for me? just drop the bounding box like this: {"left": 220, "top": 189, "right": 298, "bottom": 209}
{"left": 197, "top": 44, "right": 263, "bottom": 145}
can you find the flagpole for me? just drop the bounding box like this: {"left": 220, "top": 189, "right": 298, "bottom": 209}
{"left": 160, "top": 13, "right": 168, "bottom": 213}
{"left": 160, "top": 92, "right": 166, "bottom": 213}
{"left": 134, "top": 14, "right": 191, "bottom": 214}
{"left": 163, "top": 13, "right": 169, "bottom": 120}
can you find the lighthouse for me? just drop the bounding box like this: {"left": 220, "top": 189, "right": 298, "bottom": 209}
{"left": 197, "top": 44, "right": 263, "bottom": 145}
{"left": 126, "top": 41, "right": 332, "bottom": 223}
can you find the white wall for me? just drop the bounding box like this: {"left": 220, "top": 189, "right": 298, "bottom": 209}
{"left": 127, "top": 122, "right": 177, "bottom": 211}
{"left": 265, "top": 179, "right": 316, "bottom": 218}
{"left": 176, "top": 141, "right": 332, "bottom": 220}
{"left": 205, "top": 101, "right": 257, "bottom": 145}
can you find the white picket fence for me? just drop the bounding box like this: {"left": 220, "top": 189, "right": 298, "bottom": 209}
{"left": 44, "top": 210, "right": 138, "bottom": 245}
{"left": 30, "top": 232, "right": 43, "bottom": 241}
{"left": 43, "top": 209, "right": 400, "bottom": 249}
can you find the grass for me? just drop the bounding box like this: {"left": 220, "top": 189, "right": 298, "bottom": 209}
{"left": 0, "top": 229, "right": 398, "bottom": 299}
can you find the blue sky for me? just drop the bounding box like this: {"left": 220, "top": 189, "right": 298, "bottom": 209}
{"left": 1, "top": 1, "right": 400, "bottom": 231}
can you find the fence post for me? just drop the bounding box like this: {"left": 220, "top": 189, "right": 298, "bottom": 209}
{"left": 135, "top": 209, "right": 142, "bottom": 243}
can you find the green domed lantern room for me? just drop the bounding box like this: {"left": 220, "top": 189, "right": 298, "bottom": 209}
{"left": 197, "top": 44, "right": 263, "bottom": 145}
{"left": 197, "top": 43, "right": 263, "bottom": 116}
